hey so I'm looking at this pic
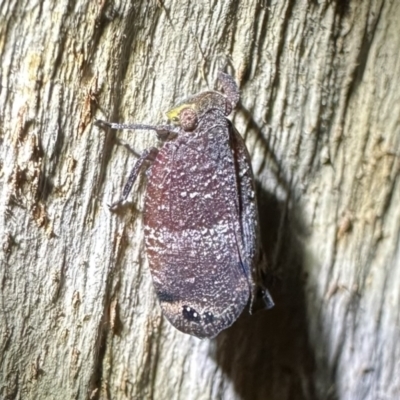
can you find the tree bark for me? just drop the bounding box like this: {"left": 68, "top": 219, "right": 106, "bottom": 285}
{"left": 1, "top": 1, "right": 399, "bottom": 399}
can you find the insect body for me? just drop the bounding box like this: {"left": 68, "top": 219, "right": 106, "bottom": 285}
{"left": 96, "top": 72, "right": 272, "bottom": 338}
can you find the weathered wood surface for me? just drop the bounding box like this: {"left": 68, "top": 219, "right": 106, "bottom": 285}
{"left": 1, "top": 1, "right": 399, "bottom": 399}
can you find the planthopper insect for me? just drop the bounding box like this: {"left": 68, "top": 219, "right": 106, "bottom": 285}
{"left": 95, "top": 72, "right": 273, "bottom": 339}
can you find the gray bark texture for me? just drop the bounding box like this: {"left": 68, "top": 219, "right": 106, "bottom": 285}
{"left": 1, "top": 0, "right": 399, "bottom": 399}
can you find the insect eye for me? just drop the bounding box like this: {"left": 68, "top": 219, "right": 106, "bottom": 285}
{"left": 179, "top": 108, "right": 198, "bottom": 132}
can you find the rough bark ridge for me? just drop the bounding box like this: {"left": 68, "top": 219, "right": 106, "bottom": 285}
{"left": 0, "top": 1, "right": 399, "bottom": 399}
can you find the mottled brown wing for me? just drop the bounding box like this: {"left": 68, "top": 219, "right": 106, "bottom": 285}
{"left": 144, "top": 113, "right": 257, "bottom": 338}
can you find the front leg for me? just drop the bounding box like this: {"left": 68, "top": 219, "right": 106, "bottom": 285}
{"left": 94, "top": 120, "right": 180, "bottom": 140}
{"left": 110, "top": 147, "right": 159, "bottom": 210}
{"left": 95, "top": 119, "right": 180, "bottom": 208}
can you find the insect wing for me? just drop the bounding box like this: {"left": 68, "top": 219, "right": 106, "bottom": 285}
{"left": 144, "top": 117, "right": 255, "bottom": 338}
{"left": 229, "top": 123, "right": 260, "bottom": 280}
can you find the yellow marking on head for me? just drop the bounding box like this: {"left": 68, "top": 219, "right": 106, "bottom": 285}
{"left": 166, "top": 92, "right": 226, "bottom": 125}
{"left": 166, "top": 103, "right": 196, "bottom": 123}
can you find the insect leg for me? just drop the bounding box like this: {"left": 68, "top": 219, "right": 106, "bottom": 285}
{"left": 262, "top": 289, "right": 275, "bottom": 309}
{"left": 95, "top": 120, "right": 179, "bottom": 140}
{"left": 110, "top": 147, "right": 158, "bottom": 210}
{"left": 95, "top": 119, "right": 179, "bottom": 207}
